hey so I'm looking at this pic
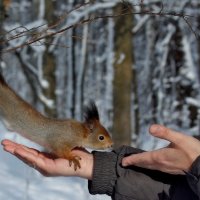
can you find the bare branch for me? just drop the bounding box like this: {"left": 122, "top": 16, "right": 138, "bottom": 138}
{"left": 182, "top": 16, "right": 199, "bottom": 39}
{"left": 0, "top": 1, "right": 199, "bottom": 53}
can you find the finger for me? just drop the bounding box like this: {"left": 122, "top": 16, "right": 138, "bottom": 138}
{"left": 122, "top": 152, "right": 185, "bottom": 174}
{"left": 2, "top": 140, "right": 58, "bottom": 176}
{"left": 149, "top": 124, "right": 187, "bottom": 144}
{"left": 13, "top": 148, "right": 64, "bottom": 176}
{"left": 122, "top": 151, "right": 155, "bottom": 168}
{"left": 1, "top": 139, "right": 17, "bottom": 147}
{"left": 2, "top": 139, "right": 41, "bottom": 156}
{"left": 4, "top": 144, "right": 42, "bottom": 159}
{"left": 13, "top": 147, "right": 46, "bottom": 168}
{"left": 14, "top": 152, "right": 51, "bottom": 176}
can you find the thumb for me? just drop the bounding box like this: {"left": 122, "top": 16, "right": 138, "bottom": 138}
{"left": 149, "top": 124, "right": 186, "bottom": 144}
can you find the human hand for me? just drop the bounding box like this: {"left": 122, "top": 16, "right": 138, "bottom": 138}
{"left": 122, "top": 124, "right": 200, "bottom": 174}
{"left": 1, "top": 139, "right": 94, "bottom": 179}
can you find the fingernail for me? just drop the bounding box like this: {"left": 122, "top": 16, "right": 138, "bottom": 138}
{"left": 122, "top": 159, "right": 127, "bottom": 167}
{"left": 1, "top": 140, "right": 10, "bottom": 145}
{"left": 150, "top": 124, "right": 163, "bottom": 133}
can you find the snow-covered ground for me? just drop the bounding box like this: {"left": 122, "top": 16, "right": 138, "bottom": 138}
{"left": 0, "top": 123, "right": 110, "bottom": 200}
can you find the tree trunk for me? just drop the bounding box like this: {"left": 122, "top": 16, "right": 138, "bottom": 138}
{"left": 42, "top": 0, "right": 57, "bottom": 117}
{"left": 0, "top": 1, "right": 4, "bottom": 57}
{"left": 0, "top": 0, "right": 7, "bottom": 54}
{"left": 112, "top": 3, "right": 133, "bottom": 148}
{"left": 197, "top": 13, "right": 200, "bottom": 135}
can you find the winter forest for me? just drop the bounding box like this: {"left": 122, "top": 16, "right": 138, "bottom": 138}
{"left": 0, "top": 0, "right": 200, "bottom": 200}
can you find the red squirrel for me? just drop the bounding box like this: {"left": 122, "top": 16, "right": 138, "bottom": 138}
{"left": 0, "top": 74, "right": 113, "bottom": 170}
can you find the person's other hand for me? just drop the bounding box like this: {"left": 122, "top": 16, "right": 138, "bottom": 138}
{"left": 122, "top": 124, "right": 200, "bottom": 174}
{"left": 1, "top": 139, "right": 93, "bottom": 179}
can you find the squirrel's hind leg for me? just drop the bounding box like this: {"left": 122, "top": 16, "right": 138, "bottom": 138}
{"left": 55, "top": 148, "right": 82, "bottom": 171}
{"left": 67, "top": 153, "right": 82, "bottom": 170}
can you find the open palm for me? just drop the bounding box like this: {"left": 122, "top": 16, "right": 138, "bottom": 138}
{"left": 2, "top": 139, "right": 93, "bottom": 179}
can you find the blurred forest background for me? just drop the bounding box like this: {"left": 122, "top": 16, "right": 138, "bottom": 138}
{"left": 0, "top": 0, "right": 200, "bottom": 200}
{"left": 1, "top": 0, "right": 200, "bottom": 150}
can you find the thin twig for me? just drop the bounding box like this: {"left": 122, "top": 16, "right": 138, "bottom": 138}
{"left": 0, "top": 2, "right": 198, "bottom": 53}
{"left": 182, "top": 16, "right": 199, "bottom": 39}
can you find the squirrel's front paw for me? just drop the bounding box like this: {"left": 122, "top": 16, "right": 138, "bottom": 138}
{"left": 68, "top": 155, "right": 81, "bottom": 171}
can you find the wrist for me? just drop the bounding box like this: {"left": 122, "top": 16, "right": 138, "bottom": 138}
{"left": 70, "top": 150, "right": 94, "bottom": 180}
{"left": 79, "top": 153, "right": 94, "bottom": 180}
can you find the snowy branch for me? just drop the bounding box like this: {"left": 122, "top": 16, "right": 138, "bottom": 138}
{"left": 0, "top": 1, "right": 199, "bottom": 53}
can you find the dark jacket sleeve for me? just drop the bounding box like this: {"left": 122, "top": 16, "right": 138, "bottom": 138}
{"left": 186, "top": 155, "right": 200, "bottom": 198}
{"left": 88, "top": 146, "right": 198, "bottom": 200}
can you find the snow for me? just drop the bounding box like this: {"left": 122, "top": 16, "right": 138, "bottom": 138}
{"left": 181, "top": 34, "right": 196, "bottom": 81}
{"left": 0, "top": 123, "right": 110, "bottom": 200}
{"left": 38, "top": 92, "right": 55, "bottom": 109}
{"left": 132, "top": 15, "right": 149, "bottom": 34}
{"left": 116, "top": 53, "right": 125, "bottom": 65}
{"left": 186, "top": 97, "right": 200, "bottom": 108}
{"left": 1, "top": 0, "right": 200, "bottom": 198}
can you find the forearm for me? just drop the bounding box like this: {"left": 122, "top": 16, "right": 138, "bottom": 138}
{"left": 2, "top": 140, "right": 94, "bottom": 179}
{"left": 89, "top": 146, "right": 197, "bottom": 200}
{"left": 72, "top": 149, "right": 94, "bottom": 180}
{"left": 49, "top": 149, "right": 95, "bottom": 179}
{"left": 88, "top": 150, "right": 118, "bottom": 196}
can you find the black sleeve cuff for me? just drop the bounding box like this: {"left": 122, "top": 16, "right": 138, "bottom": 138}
{"left": 88, "top": 151, "right": 118, "bottom": 196}
{"left": 189, "top": 155, "right": 200, "bottom": 177}
{"left": 186, "top": 155, "right": 200, "bottom": 196}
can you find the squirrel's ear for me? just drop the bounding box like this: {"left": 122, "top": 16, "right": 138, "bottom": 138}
{"left": 83, "top": 101, "right": 99, "bottom": 123}
{"left": 84, "top": 101, "right": 99, "bottom": 133}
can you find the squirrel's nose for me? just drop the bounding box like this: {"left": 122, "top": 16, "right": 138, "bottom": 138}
{"left": 108, "top": 144, "right": 113, "bottom": 150}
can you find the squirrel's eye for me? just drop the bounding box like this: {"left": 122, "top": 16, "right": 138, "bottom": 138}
{"left": 98, "top": 135, "right": 104, "bottom": 141}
